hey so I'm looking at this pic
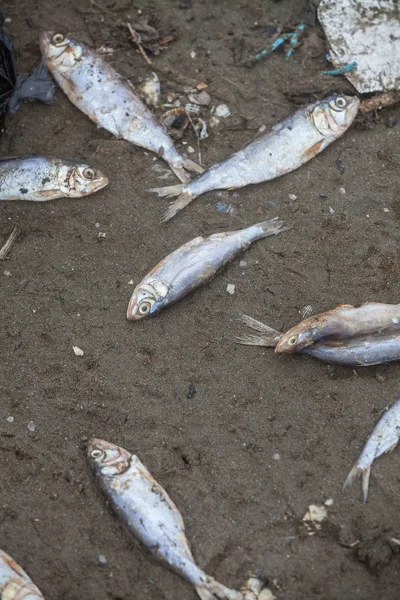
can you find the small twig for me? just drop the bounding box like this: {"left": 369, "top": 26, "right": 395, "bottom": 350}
{"left": 359, "top": 91, "right": 400, "bottom": 115}
{"left": 0, "top": 227, "right": 20, "bottom": 260}
{"left": 127, "top": 23, "right": 152, "bottom": 65}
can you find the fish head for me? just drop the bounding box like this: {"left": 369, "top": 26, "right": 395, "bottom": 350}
{"left": 127, "top": 279, "right": 169, "bottom": 321}
{"left": 275, "top": 324, "right": 319, "bottom": 354}
{"left": 312, "top": 95, "right": 360, "bottom": 137}
{"left": 40, "top": 32, "right": 84, "bottom": 72}
{"left": 57, "top": 163, "right": 109, "bottom": 197}
{"left": 88, "top": 438, "right": 131, "bottom": 477}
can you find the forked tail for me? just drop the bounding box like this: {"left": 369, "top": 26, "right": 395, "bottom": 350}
{"left": 195, "top": 577, "right": 243, "bottom": 600}
{"left": 235, "top": 315, "right": 283, "bottom": 347}
{"left": 148, "top": 182, "right": 197, "bottom": 221}
{"left": 343, "top": 463, "right": 371, "bottom": 503}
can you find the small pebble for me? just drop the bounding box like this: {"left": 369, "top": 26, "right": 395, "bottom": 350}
{"left": 98, "top": 555, "right": 107, "bottom": 565}
{"left": 339, "top": 187, "right": 346, "bottom": 195}
{"left": 384, "top": 207, "right": 390, "bottom": 213}
{"left": 187, "top": 146, "right": 195, "bottom": 154}
{"left": 73, "top": 346, "right": 84, "bottom": 357}
{"left": 190, "top": 50, "right": 196, "bottom": 59}
{"left": 386, "top": 115, "right": 397, "bottom": 128}
{"left": 28, "top": 421, "right": 35, "bottom": 432}
{"left": 226, "top": 284, "right": 235, "bottom": 295}
{"left": 95, "top": 222, "right": 100, "bottom": 228}
{"left": 329, "top": 206, "right": 335, "bottom": 215}
{"left": 289, "top": 194, "right": 297, "bottom": 201}
{"left": 324, "top": 498, "right": 334, "bottom": 506}
{"left": 239, "top": 260, "right": 247, "bottom": 267}
{"left": 7, "top": 416, "right": 14, "bottom": 423}
{"left": 128, "top": 280, "right": 134, "bottom": 285}
{"left": 273, "top": 453, "right": 281, "bottom": 461}
{"left": 4, "top": 271, "right": 11, "bottom": 276}
{"left": 98, "top": 232, "right": 106, "bottom": 238}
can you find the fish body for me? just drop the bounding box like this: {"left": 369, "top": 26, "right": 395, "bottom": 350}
{"left": 0, "top": 549, "right": 45, "bottom": 599}
{"left": 40, "top": 32, "right": 202, "bottom": 183}
{"left": 237, "top": 315, "right": 400, "bottom": 366}
{"left": 88, "top": 439, "right": 242, "bottom": 600}
{"left": 0, "top": 156, "right": 108, "bottom": 201}
{"left": 275, "top": 302, "right": 400, "bottom": 353}
{"left": 343, "top": 398, "right": 400, "bottom": 502}
{"left": 150, "top": 94, "right": 360, "bottom": 220}
{"left": 127, "top": 218, "right": 287, "bottom": 320}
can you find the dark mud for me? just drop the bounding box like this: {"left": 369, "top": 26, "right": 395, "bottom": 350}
{"left": 1, "top": 1, "right": 400, "bottom": 599}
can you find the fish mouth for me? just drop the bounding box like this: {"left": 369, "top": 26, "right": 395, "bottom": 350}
{"left": 82, "top": 175, "right": 109, "bottom": 196}
{"left": 126, "top": 297, "right": 142, "bottom": 321}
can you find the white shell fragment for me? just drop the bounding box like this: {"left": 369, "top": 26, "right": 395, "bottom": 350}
{"left": 303, "top": 504, "right": 327, "bottom": 532}
{"left": 137, "top": 72, "right": 161, "bottom": 108}
{"left": 226, "top": 284, "right": 236, "bottom": 295}
{"left": 318, "top": 0, "right": 400, "bottom": 93}
{"left": 215, "top": 104, "right": 231, "bottom": 118}
{"left": 73, "top": 346, "right": 84, "bottom": 356}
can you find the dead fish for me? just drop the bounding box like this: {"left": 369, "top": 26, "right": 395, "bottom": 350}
{"left": 237, "top": 315, "right": 400, "bottom": 366}
{"left": 275, "top": 302, "right": 400, "bottom": 354}
{"left": 88, "top": 438, "right": 243, "bottom": 600}
{"left": 343, "top": 398, "right": 400, "bottom": 502}
{"left": 0, "top": 156, "right": 108, "bottom": 201}
{"left": 149, "top": 94, "right": 359, "bottom": 220}
{"left": 40, "top": 32, "right": 203, "bottom": 183}
{"left": 0, "top": 549, "right": 45, "bottom": 599}
{"left": 127, "top": 218, "right": 288, "bottom": 320}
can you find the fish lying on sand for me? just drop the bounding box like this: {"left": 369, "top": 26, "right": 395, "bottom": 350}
{"left": 0, "top": 156, "right": 108, "bottom": 201}
{"left": 150, "top": 94, "right": 360, "bottom": 220}
{"left": 343, "top": 398, "right": 400, "bottom": 502}
{"left": 40, "top": 32, "right": 202, "bottom": 183}
{"left": 0, "top": 548, "right": 45, "bottom": 599}
{"left": 88, "top": 438, "right": 258, "bottom": 600}
{"left": 127, "top": 218, "right": 288, "bottom": 320}
{"left": 237, "top": 315, "right": 400, "bottom": 366}
{"left": 275, "top": 302, "right": 400, "bottom": 354}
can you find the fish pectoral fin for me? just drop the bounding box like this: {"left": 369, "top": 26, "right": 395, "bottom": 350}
{"left": 235, "top": 333, "right": 278, "bottom": 347}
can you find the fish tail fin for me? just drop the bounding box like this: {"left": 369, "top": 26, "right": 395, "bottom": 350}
{"left": 251, "top": 217, "right": 291, "bottom": 240}
{"left": 184, "top": 157, "right": 205, "bottom": 174}
{"left": 342, "top": 463, "right": 363, "bottom": 492}
{"left": 167, "top": 158, "right": 204, "bottom": 183}
{"left": 362, "top": 466, "right": 371, "bottom": 503}
{"left": 236, "top": 315, "right": 282, "bottom": 347}
{"left": 148, "top": 183, "right": 186, "bottom": 199}
{"left": 196, "top": 579, "right": 243, "bottom": 600}
{"left": 162, "top": 191, "right": 197, "bottom": 222}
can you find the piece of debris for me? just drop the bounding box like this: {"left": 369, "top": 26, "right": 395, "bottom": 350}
{"left": 214, "top": 104, "right": 231, "bottom": 118}
{"left": 73, "top": 346, "right": 84, "bottom": 357}
{"left": 226, "top": 283, "right": 236, "bottom": 295}
{"left": 190, "top": 50, "right": 196, "bottom": 59}
{"left": 0, "top": 227, "right": 19, "bottom": 260}
{"left": 187, "top": 146, "right": 195, "bottom": 154}
{"left": 216, "top": 201, "right": 234, "bottom": 214}
{"left": 324, "top": 498, "right": 334, "bottom": 506}
{"left": 127, "top": 22, "right": 152, "bottom": 65}
{"left": 127, "top": 18, "right": 174, "bottom": 57}
{"left": 301, "top": 305, "right": 314, "bottom": 319}
{"left": 27, "top": 421, "right": 35, "bottom": 432}
{"left": 137, "top": 72, "right": 160, "bottom": 108}
{"left": 303, "top": 504, "right": 328, "bottom": 532}
{"left": 359, "top": 91, "right": 400, "bottom": 115}
{"left": 318, "top": 0, "right": 400, "bottom": 93}
{"left": 252, "top": 23, "right": 306, "bottom": 62}
{"left": 98, "top": 555, "right": 107, "bottom": 565}
{"left": 161, "top": 108, "right": 190, "bottom": 139}
{"left": 321, "top": 61, "right": 357, "bottom": 76}
{"left": 6, "top": 416, "right": 14, "bottom": 423}
{"left": 188, "top": 90, "right": 211, "bottom": 106}
{"left": 187, "top": 382, "right": 197, "bottom": 399}
{"left": 288, "top": 193, "right": 297, "bottom": 201}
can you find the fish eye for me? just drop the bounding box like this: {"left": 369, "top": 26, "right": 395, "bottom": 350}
{"left": 334, "top": 96, "right": 347, "bottom": 109}
{"left": 83, "top": 167, "right": 95, "bottom": 180}
{"left": 52, "top": 33, "right": 65, "bottom": 45}
{"left": 91, "top": 449, "right": 104, "bottom": 459}
{"left": 139, "top": 301, "right": 151, "bottom": 315}
{"left": 288, "top": 336, "right": 298, "bottom": 345}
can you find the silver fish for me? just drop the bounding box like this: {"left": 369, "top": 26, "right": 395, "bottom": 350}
{"left": 88, "top": 438, "right": 243, "bottom": 600}
{"left": 343, "top": 398, "right": 400, "bottom": 502}
{"left": 0, "top": 549, "right": 45, "bottom": 599}
{"left": 150, "top": 94, "right": 360, "bottom": 220}
{"left": 127, "top": 218, "right": 288, "bottom": 320}
{"left": 40, "top": 32, "right": 203, "bottom": 184}
{"left": 275, "top": 302, "right": 400, "bottom": 354}
{"left": 236, "top": 315, "right": 400, "bottom": 366}
{"left": 0, "top": 156, "right": 108, "bottom": 201}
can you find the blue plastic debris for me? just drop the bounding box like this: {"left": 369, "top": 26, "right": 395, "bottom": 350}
{"left": 216, "top": 201, "right": 234, "bottom": 213}
{"left": 253, "top": 23, "right": 306, "bottom": 62}
{"left": 321, "top": 61, "right": 357, "bottom": 76}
